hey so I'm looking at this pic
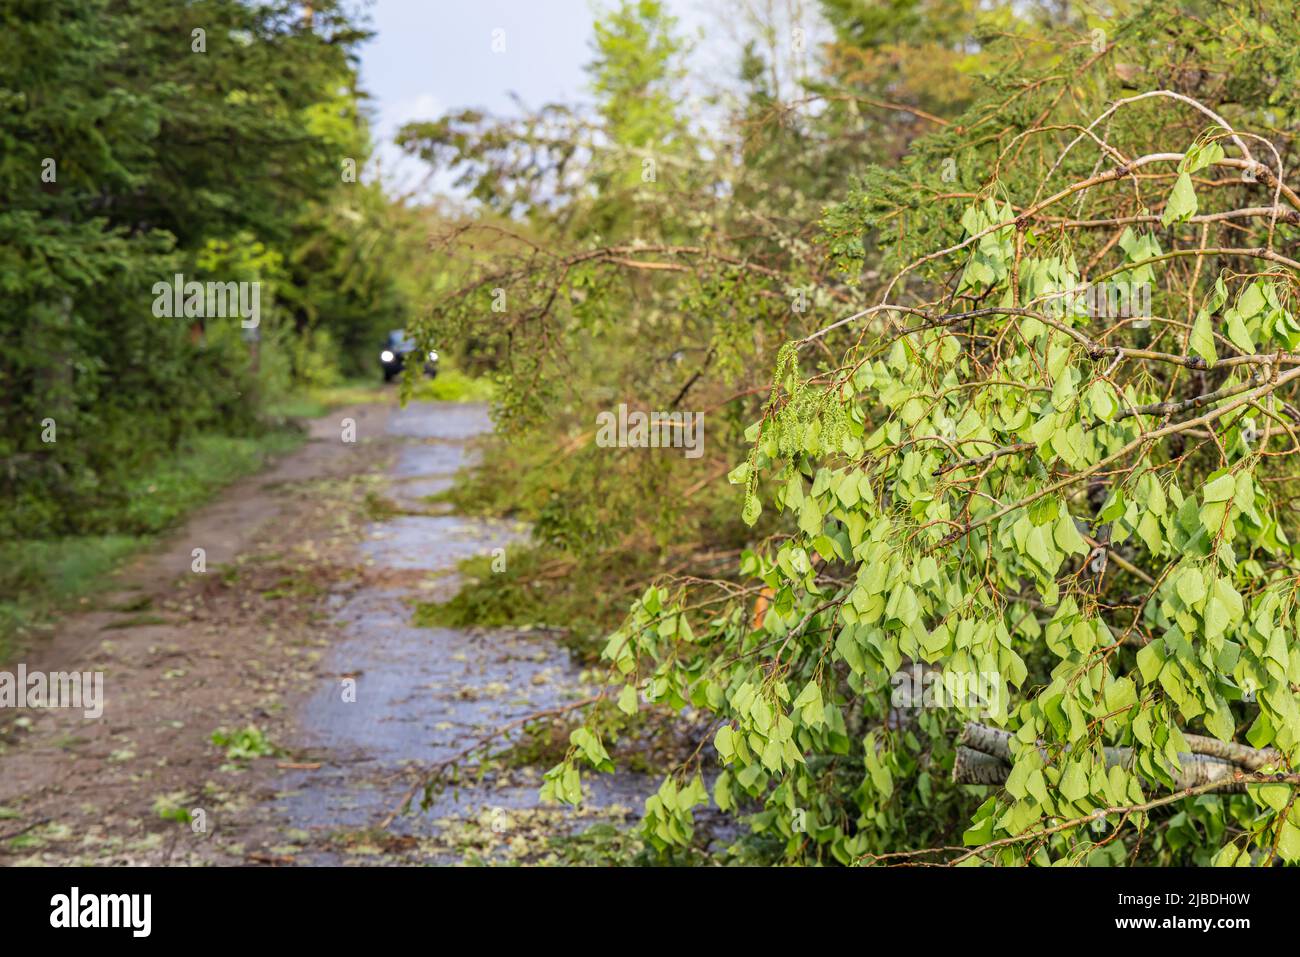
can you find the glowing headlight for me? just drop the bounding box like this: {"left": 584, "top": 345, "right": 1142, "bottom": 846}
{"left": 428, "top": 351, "right": 439, "bottom": 362}
{"left": 380, "top": 350, "right": 394, "bottom": 363}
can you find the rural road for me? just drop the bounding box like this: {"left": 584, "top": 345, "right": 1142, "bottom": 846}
{"left": 0, "top": 398, "right": 648, "bottom": 865}
{"left": 270, "top": 400, "right": 650, "bottom": 863}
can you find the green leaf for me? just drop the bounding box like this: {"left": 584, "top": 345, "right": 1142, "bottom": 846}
{"left": 1204, "top": 597, "right": 1231, "bottom": 641}
{"left": 1136, "top": 640, "right": 1165, "bottom": 683}
{"left": 1203, "top": 706, "right": 1234, "bottom": 744}
{"left": 1279, "top": 819, "right": 1300, "bottom": 863}
{"left": 798, "top": 495, "right": 823, "bottom": 536}
{"left": 1211, "top": 843, "right": 1244, "bottom": 867}
{"left": 760, "top": 737, "right": 784, "bottom": 771}
{"left": 1237, "top": 281, "right": 1266, "bottom": 319}
{"left": 1175, "top": 566, "right": 1206, "bottom": 606}
{"left": 1161, "top": 171, "right": 1198, "bottom": 226}
{"left": 1087, "top": 380, "right": 1116, "bottom": 422}
{"left": 1026, "top": 768, "right": 1049, "bottom": 807}
{"left": 571, "top": 727, "right": 612, "bottom": 769}
{"left": 1247, "top": 712, "right": 1274, "bottom": 749}
{"left": 1060, "top": 761, "right": 1089, "bottom": 802}
{"left": 1025, "top": 524, "right": 1055, "bottom": 571}
{"left": 1104, "top": 676, "right": 1137, "bottom": 713}
{"left": 617, "top": 683, "right": 639, "bottom": 715}
{"left": 800, "top": 690, "right": 824, "bottom": 727}
{"left": 1005, "top": 758, "right": 1031, "bottom": 799}
{"left": 1252, "top": 782, "right": 1291, "bottom": 813}
{"left": 1051, "top": 366, "right": 1078, "bottom": 412}
{"left": 714, "top": 725, "right": 735, "bottom": 760}
{"left": 963, "top": 814, "right": 995, "bottom": 846}
{"left": 1136, "top": 511, "right": 1163, "bottom": 554}
{"left": 1054, "top": 512, "right": 1090, "bottom": 556}
{"left": 1225, "top": 310, "right": 1255, "bottom": 354}
{"left": 714, "top": 771, "right": 733, "bottom": 812}
{"left": 792, "top": 680, "right": 819, "bottom": 708}
{"left": 1202, "top": 473, "right": 1236, "bottom": 503}
{"left": 1189, "top": 309, "right": 1217, "bottom": 367}
{"left": 1180, "top": 140, "right": 1224, "bottom": 175}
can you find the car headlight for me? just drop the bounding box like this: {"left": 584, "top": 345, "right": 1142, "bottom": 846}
{"left": 380, "top": 350, "right": 394, "bottom": 363}
{"left": 428, "top": 351, "right": 439, "bottom": 362}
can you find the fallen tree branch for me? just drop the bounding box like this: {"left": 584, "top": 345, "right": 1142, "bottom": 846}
{"left": 1181, "top": 732, "right": 1283, "bottom": 772}
{"left": 952, "top": 721, "right": 1286, "bottom": 793}
{"left": 1085, "top": 375, "right": 1263, "bottom": 432}
{"left": 952, "top": 745, "right": 1013, "bottom": 786}
{"left": 379, "top": 694, "right": 600, "bottom": 829}
{"left": 948, "top": 767, "right": 1300, "bottom": 866}
{"left": 933, "top": 442, "right": 1035, "bottom": 477}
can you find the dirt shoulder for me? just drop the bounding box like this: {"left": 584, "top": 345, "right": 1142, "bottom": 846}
{"left": 0, "top": 402, "right": 395, "bottom": 865}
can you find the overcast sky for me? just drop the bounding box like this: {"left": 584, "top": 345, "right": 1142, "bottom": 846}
{"left": 355, "top": 0, "right": 725, "bottom": 196}
{"left": 354, "top": 0, "right": 840, "bottom": 198}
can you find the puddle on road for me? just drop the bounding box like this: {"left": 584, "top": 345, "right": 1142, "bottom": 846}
{"left": 273, "top": 401, "right": 652, "bottom": 864}
{"left": 361, "top": 515, "right": 517, "bottom": 572}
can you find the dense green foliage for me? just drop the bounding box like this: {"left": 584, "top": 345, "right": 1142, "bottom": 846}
{"left": 417, "top": 0, "right": 1300, "bottom": 865}
{"left": 0, "top": 0, "right": 414, "bottom": 541}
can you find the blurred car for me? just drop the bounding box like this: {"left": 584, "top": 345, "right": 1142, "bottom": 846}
{"left": 380, "top": 330, "right": 438, "bottom": 382}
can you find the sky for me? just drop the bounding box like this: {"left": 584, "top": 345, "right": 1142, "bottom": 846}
{"left": 355, "top": 0, "right": 720, "bottom": 197}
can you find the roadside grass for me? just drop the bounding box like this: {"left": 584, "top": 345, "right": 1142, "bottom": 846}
{"left": 269, "top": 369, "right": 494, "bottom": 418}
{"left": 410, "top": 542, "right": 652, "bottom": 661}
{"left": 411, "top": 428, "right": 693, "bottom": 661}
{"left": 409, "top": 367, "right": 496, "bottom": 403}
{"left": 0, "top": 429, "right": 305, "bottom": 663}
{"left": 111, "top": 431, "right": 303, "bottom": 533}
{"left": 265, "top": 378, "right": 390, "bottom": 420}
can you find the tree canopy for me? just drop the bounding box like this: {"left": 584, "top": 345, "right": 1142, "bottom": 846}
{"left": 411, "top": 0, "right": 1300, "bottom": 865}
{"left": 1, "top": 0, "right": 421, "bottom": 539}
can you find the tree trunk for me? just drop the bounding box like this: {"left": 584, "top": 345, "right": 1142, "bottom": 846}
{"left": 951, "top": 721, "right": 1281, "bottom": 794}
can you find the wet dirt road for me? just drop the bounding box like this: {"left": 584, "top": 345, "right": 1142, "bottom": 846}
{"left": 261, "top": 401, "right": 652, "bottom": 864}
{"left": 0, "top": 399, "right": 653, "bottom": 866}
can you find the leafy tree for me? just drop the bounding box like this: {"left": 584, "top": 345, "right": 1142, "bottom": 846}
{"left": 0, "top": 0, "right": 401, "bottom": 537}
{"left": 537, "top": 0, "right": 1300, "bottom": 866}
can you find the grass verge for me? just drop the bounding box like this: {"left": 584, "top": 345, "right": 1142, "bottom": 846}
{"left": 264, "top": 378, "right": 391, "bottom": 420}
{"left": 0, "top": 429, "right": 306, "bottom": 662}
{"left": 409, "top": 368, "right": 496, "bottom": 403}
